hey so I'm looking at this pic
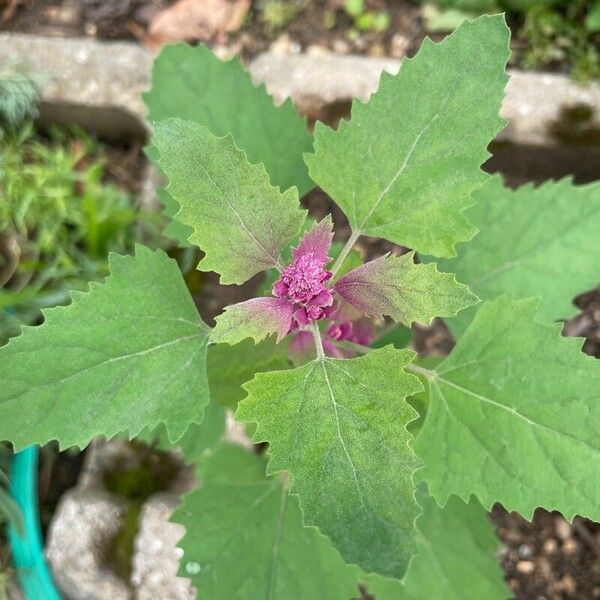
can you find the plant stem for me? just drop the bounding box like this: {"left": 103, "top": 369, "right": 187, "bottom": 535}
{"left": 405, "top": 363, "right": 435, "bottom": 379}
{"left": 311, "top": 321, "right": 325, "bottom": 359}
{"left": 332, "top": 339, "right": 371, "bottom": 355}
{"left": 330, "top": 230, "right": 360, "bottom": 277}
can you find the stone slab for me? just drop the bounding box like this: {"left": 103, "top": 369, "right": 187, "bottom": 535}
{"left": 3, "top": 32, "right": 600, "bottom": 153}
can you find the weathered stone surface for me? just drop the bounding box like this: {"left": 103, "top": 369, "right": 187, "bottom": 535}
{"left": 45, "top": 490, "right": 131, "bottom": 600}
{"left": 45, "top": 421, "right": 250, "bottom": 600}
{"left": 131, "top": 493, "right": 194, "bottom": 600}
{"left": 0, "top": 33, "right": 152, "bottom": 140}
{"left": 45, "top": 440, "right": 196, "bottom": 599}
{"left": 0, "top": 34, "right": 152, "bottom": 117}
{"left": 249, "top": 51, "right": 399, "bottom": 114}
{"left": 501, "top": 70, "right": 600, "bottom": 147}
{"left": 4, "top": 31, "right": 600, "bottom": 155}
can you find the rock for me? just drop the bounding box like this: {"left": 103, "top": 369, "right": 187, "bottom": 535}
{"left": 543, "top": 538, "right": 558, "bottom": 554}
{"left": 516, "top": 560, "right": 535, "bottom": 574}
{"left": 555, "top": 518, "right": 572, "bottom": 541}
{"left": 563, "top": 538, "right": 578, "bottom": 555}
{"left": 0, "top": 33, "right": 152, "bottom": 141}
{"left": 1, "top": 31, "right": 600, "bottom": 167}
{"left": 248, "top": 51, "right": 400, "bottom": 116}
{"left": 131, "top": 494, "right": 194, "bottom": 600}
{"left": 45, "top": 440, "right": 196, "bottom": 600}
{"left": 45, "top": 490, "right": 132, "bottom": 600}
{"left": 390, "top": 33, "right": 410, "bottom": 58}
{"left": 517, "top": 543, "right": 533, "bottom": 558}
{"left": 269, "top": 33, "right": 301, "bottom": 56}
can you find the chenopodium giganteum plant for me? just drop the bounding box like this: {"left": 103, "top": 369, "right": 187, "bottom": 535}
{"left": 2, "top": 13, "right": 600, "bottom": 598}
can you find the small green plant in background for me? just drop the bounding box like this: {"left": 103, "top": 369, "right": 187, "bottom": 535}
{"left": 522, "top": 1, "right": 600, "bottom": 81}
{"left": 345, "top": 0, "right": 391, "bottom": 33}
{"left": 0, "top": 71, "right": 39, "bottom": 134}
{"left": 260, "top": 0, "right": 305, "bottom": 34}
{"left": 0, "top": 124, "right": 164, "bottom": 343}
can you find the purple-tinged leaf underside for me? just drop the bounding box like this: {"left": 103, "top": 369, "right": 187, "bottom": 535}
{"left": 212, "top": 297, "right": 294, "bottom": 345}
{"left": 335, "top": 252, "right": 478, "bottom": 326}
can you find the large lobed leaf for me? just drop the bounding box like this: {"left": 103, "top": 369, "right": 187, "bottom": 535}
{"left": 305, "top": 15, "right": 509, "bottom": 258}
{"left": 173, "top": 443, "right": 358, "bottom": 599}
{"left": 237, "top": 345, "right": 423, "bottom": 578}
{"left": 175, "top": 445, "right": 508, "bottom": 599}
{"left": 0, "top": 246, "right": 210, "bottom": 450}
{"left": 144, "top": 43, "right": 314, "bottom": 196}
{"left": 415, "top": 295, "right": 600, "bottom": 522}
{"left": 437, "top": 176, "right": 600, "bottom": 335}
{"left": 153, "top": 119, "right": 306, "bottom": 285}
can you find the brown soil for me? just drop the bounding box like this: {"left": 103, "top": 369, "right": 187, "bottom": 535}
{"left": 0, "top": 0, "right": 424, "bottom": 59}
{"left": 494, "top": 506, "right": 600, "bottom": 600}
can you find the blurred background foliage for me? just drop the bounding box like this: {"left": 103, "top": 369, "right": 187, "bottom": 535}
{"left": 0, "top": 114, "right": 165, "bottom": 344}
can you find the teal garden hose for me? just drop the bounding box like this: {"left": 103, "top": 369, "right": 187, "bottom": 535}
{"left": 8, "top": 445, "right": 63, "bottom": 599}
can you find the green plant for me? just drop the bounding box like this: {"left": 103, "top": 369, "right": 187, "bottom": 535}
{"left": 345, "top": 0, "right": 391, "bottom": 33}
{"left": 0, "top": 71, "right": 39, "bottom": 132}
{"left": 0, "top": 124, "right": 163, "bottom": 343}
{"left": 1, "top": 14, "right": 600, "bottom": 598}
{"left": 522, "top": 1, "right": 600, "bottom": 81}
{"left": 261, "top": 0, "right": 304, "bottom": 34}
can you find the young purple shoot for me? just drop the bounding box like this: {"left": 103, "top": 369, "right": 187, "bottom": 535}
{"left": 213, "top": 216, "right": 476, "bottom": 353}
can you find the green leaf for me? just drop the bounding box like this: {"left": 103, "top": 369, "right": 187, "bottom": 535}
{"left": 437, "top": 176, "right": 600, "bottom": 336}
{"left": 157, "top": 183, "right": 194, "bottom": 245}
{"left": 334, "top": 252, "right": 478, "bottom": 326}
{"left": 137, "top": 400, "right": 226, "bottom": 463}
{"left": 371, "top": 324, "right": 412, "bottom": 349}
{"left": 305, "top": 15, "right": 509, "bottom": 257}
{"left": 0, "top": 246, "right": 210, "bottom": 450}
{"left": 153, "top": 119, "right": 306, "bottom": 285}
{"left": 237, "top": 346, "right": 423, "bottom": 578}
{"left": 144, "top": 44, "right": 314, "bottom": 196}
{"left": 414, "top": 295, "right": 600, "bottom": 522}
{"left": 364, "top": 489, "right": 508, "bottom": 600}
{"left": 173, "top": 443, "right": 358, "bottom": 599}
{"left": 208, "top": 339, "right": 290, "bottom": 409}
{"left": 195, "top": 442, "right": 267, "bottom": 483}
{"left": 586, "top": 1, "right": 600, "bottom": 32}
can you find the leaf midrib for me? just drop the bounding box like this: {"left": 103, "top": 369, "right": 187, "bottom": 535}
{"left": 1, "top": 331, "right": 207, "bottom": 404}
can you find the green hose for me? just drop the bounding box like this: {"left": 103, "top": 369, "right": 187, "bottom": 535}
{"left": 8, "top": 446, "right": 63, "bottom": 599}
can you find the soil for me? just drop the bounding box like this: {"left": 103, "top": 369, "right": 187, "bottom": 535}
{"left": 494, "top": 507, "right": 600, "bottom": 600}
{"left": 0, "top": 0, "right": 425, "bottom": 59}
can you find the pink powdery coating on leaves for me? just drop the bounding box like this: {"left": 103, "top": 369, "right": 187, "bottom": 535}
{"left": 272, "top": 218, "right": 335, "bottom": 330}
{"left": 334, "top": 256, "right": 390, "bottom": 317}
{"left": 293, "top": 216, "right": 334, "bottom": 265}
{"left": 213, "top": 297, "right": 294, "bottom": 343}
